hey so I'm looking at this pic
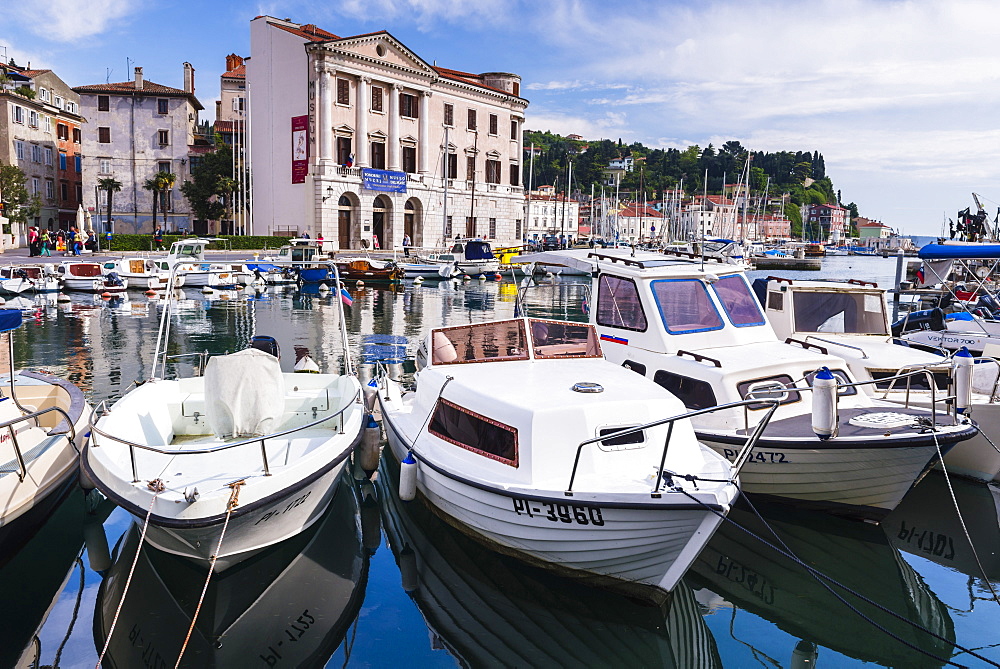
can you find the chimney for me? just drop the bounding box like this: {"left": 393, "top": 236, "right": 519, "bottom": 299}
{"left": 134, "top": 66, "right": 143, "bottom": 91}
{"left": 225, "top": 54, "right": 244, "bottom": 72}
{"left": 183, "top": 62, "right": 194, "bottom": 94}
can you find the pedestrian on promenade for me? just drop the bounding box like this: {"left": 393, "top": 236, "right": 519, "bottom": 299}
{"left": 68, "top": 227, "right": 80, "bottom": 256}
{"left": 27, "top": 227, "right": 38, "bottom": 257}
{"left": 403, "top": 232, "right": 411, "bottom": 257}
{"left": 40, "top": 229, "right": 51, "bottom": 256}
{"left": 153, "top": 227, "right": 165, "bottom": 251}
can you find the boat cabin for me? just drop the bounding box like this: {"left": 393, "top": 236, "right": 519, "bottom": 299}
{"left": 274, "top": 240, "right": 326, "bottom": 263}
{"left": 450, "top": 239, "right": 496, "bottom": 261}
{"left": 59, "top": 262, "right": 103, "bottom": 277}
{"left": 758, "top": 278, "right": 890, "bottom": 342}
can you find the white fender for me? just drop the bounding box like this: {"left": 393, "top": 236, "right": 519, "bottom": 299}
{"left": 399, "top": 451, "right": 418, "bottom": 501}
{"left": 954, "top": 347, "right": 974, "bottom": 414}
{"left": 811, "top": 367, "right": 838, "bottom": 440}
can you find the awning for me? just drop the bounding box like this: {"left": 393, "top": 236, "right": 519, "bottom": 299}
{"left": 918, "top": 243, "right": 1000, "bottom": 260}
{"left": 0, "top": 310, "right": 23, "bottom": 333}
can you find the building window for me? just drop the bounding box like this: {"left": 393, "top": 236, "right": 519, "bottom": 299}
{"left": 444, "top": 103, "right": 454, "bottom": 127}
{"left": 98, "top": 95, "right": 110, "bottom": 111}
{"left": 515, "top": 219, "right": 522, "bottom": 238}
{"left": 445, "top": 216, "right": 452, "bottom": 237}
{"left": 45, "top": 180, "right": 54, "bottom": 199}
{"left": 467, "top": 109, "right": 477, "bottom": 131}
{"left": 14, "top": 141, "right": 24, "bottom": 160}
{"left": 511, "top": 118, "right": 518, "bottom": 140}
{"left": 402, "top": 146, "right": 417, "bottom": 173}
{"left": 98, "top": 127, "right": 110, "bottom": 143}
{"left": 31, "top": 178, "right": 39, "bottom": 194}
{"left": 512, "top": 81, "right": 520, "bottom": 96}
{"left": 28, "top": 110, "right": 38, "bottom": 127}
{"left": 59, "top": 152, "right": 67, "bottom": 170}
{"left": 466, "top": 156, "right": 475, "bottom": 181}
{"left": 489, "top": 218, "right": 497, "bottom": 238}
{"left": 12, "top": 106, "right": 23, "bottom": 124}
{"left": 336, "top": 78, "right": 350, "bottom": 106}
{"left": 370, "top": 142, "right": 386, "bottom": 170}
{"left": 466, "top": 216, "right": 476, "bottom": 237}
{"left": 75, "top": 155, "right": 81, "bottom": 172}
{"left": 232, "top": 97, "right": 245, "bottom": 113}
{"left": 158, "top": 130, "right": 169, "bottom": 146}
{"left": 489, "top": 114, "right": 498, "bottom": 135}
{"left": 61, "top": 182, "right": 68, "bottom": 201}
{"left": 446, "top": 153, "right": 457, "bottom": 179}
{"left": 54, "top": 96, "right": 63, "bottom": 109}
{"left": 76, "top": 184, "right": 82, "bottom": 202}
{"left": 44, "top": 116, "right": 51, "bottom": 133}
{"left": 31, "top": 144, "right": 41, "bottom": 163}
{"left": 158, "top": 161, "right": 171, "bottom": 173}
{"left": 485, "top": 159, "right": 501, "bottom": 184}
{"left": 157, "top": 98, "right": 169, "bottom": 114}
{"left": 57, "top": 124, "right": 69, "bottom": 140}
{"left": 39, "top": 88, "right": 50, "bottom": 103}
{"left": 73, "top": 128, "right": 81, "bottom": 143}
{"left": 44, "top": 147, "right": 52, "bottom": 166}
{"left": 509, "top": 164, "right": 520, "bottom": 186}
{"left": 99, "top": 158, "right": 112, "bottom": 174}
{"left": 189, "top": 156, "right": 201, "bottom": 173}
{"left": 337, "top": 137, "right": 352, "bottom": 166}
{"left": 66, "top": 101, "right": 77, "bottom": 114}
{"left": 371, "top": 86, "right": 383, "bottom": 112}
{"left": 400, "top": 92, "right": 418, "bottom": 118}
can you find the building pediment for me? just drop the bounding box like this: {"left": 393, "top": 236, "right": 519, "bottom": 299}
{"left": 400, "top": 134, "right": 417, "bottom": 145}
{"left": 309, "top": 31, "right": 437, "bottom": 80}
{"left": 368, "top": 130, "right": 387, "bottom": 141}
{"left": 334, "top": 123, "right": 354, "bottom": 136}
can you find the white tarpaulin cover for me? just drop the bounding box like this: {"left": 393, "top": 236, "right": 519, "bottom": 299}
{"left": 204, "top": 348, "right": 285, "bottom": 438}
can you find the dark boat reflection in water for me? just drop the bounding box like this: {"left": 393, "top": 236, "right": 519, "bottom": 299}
{"left": 688, "top": 500, "right": 955, "bottom": 668}
{"left": 886, "top": 469, "right": 1000, "bottom": 588}
{"left": 377, "top": 458, "right": 722, "bottom": 668}
{"left": 94, "top": 476, "right": 368, "bottom": 668}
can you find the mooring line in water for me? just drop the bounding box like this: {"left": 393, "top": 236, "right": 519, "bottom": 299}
{"left": 679, "top": 488, "right": 999, "bottom": 668}
{"left": 931, "top": 430, "right": 1000, "bottom": 605}
{"left": 96, "top": 479, "right": 167, "bottom": 668}
{"left": 174, "top": 479, "right": 245, "bottom": 669}
{"left": 977, "top": 428, "right": 1000, "bottom": 456}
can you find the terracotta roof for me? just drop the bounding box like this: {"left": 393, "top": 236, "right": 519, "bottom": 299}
{"left": 188, "top": 144, "right": 215, "bottom": 155}
{"left": 433, "top": 66, "right": 515, "bottom": 96}
{"left": 73, "top": 80, "right": 204, "bottom": 110}
{"left": 271, "top": 21, "right": 340, "bottom": 42}
{"left": 223, "top": 64, "right": 245, "bottom": 78}
{"left": 620, "top": 205, "right": 662, "bottom": 218}
{"left": 19, "top": 69, "right": 51, "bottom": 78}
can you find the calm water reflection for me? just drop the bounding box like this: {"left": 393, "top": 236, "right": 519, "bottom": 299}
{"left": 3, "top": 258, "right": 998, "bottom": 668}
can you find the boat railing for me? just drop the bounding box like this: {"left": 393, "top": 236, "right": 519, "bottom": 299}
{"left": 1, "top": 405, "right": 77, "bottom": 482}
{"left": 804, "top": 335, "right": 869, "bottom": 359}
{"left": 87, "top": 386, "right": 360, "bottom": 484}
{"left": 159, "top": 351, "right": 210, "bottom": 378}
{"left": 564, "top": 398, "right": 781, "bottom": 496}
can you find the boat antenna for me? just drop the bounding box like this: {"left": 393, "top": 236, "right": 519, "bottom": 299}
{"left": 701, "top": 168, "right": 708, "bottom": 271}
{"left": 443, "top": 125, "right": 449, "bottom": 245}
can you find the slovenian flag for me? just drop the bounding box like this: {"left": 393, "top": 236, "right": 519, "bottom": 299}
{"left": 341, "top": 288, "right": 353, "bottom": 306}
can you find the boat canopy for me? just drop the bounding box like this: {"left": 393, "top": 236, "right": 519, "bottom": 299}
{"left": 0, "top": 309, "right": 22, "bottom": 332}
{"left": 918, "top": 243, "right": 1000, "bottom": 260}
{"left": 456, "top": 240, "right": 495, "bottom": 260}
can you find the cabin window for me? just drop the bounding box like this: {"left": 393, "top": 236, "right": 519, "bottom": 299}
{"left": 429, "top": 398, "right": 518, "bottom": 466}
{"left": 803, "top": 368, "right": 858, "bottom": 396}
{"left": 792, "top": 291, "right": 888, "bottom": 335}
{"left": 653, "top": 370, "right": 717, "bottom": 410}
{"left": 596, "top": 274, "right": 648, "bottom": 332}
{"left": 431, "top": 320, "right": 530, "bottom": 365}
{"left": 713, "top": 275, "right": 765, "bottom": 327}
{"left": 737, "top": 375, "right": 801, "bottom": 410}
{"left": 598, "top": 425, "right": 645, "bottom": 451}
{"left": 767, "top": 291, "right": 783, "bottom": 311}
{"left": 529, "top": 320, "right": 602, "bottom": 359}
{"left": 650, "top": 279, "right": 724, "bottom": 334}
{"left": 870, "top": 369, "right": 948, "bottom": 391}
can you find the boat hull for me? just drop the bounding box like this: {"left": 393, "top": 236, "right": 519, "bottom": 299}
{"left": 62, "top": 277, "right": 128, "bottom": 293}
{"left": 382, "top": 406, "right": 729, "bottom": 596}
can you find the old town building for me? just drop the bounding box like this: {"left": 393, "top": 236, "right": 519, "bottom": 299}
{"left": 248, "top": 16, "right": 528, "bottom": 250}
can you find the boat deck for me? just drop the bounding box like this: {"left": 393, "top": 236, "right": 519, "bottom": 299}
{"left": 736, "top": 406, "right": 965, "bottom": 441}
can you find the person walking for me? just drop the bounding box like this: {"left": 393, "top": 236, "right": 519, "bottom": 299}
{"left": 40, "top": 229, "right": 51, "bottom": 257}
{"left": 402, "top": 232, "right": 411, "bottom": 257}
{"left": 27, "top": 227, "right": 38, "bottom": 257}
{"left": 68, "top": 227, "right": 80, "bottom": 256}
{"left": 153, "top": 226, "right": 165, "bottom": 251}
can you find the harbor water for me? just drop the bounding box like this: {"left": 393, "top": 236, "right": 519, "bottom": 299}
{"left": 4, "top": 255, "right": 998, "bottom": 668}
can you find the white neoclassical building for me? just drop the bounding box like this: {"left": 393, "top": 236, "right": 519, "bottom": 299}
{"left": 248, "top": 16, "right": 528, "bottom": 251}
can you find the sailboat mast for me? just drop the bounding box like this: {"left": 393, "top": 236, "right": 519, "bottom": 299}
{"left": 526, "top": 141, "right": 534, "bottom": 244}
{"left": 443, "top": 125, "right": 449, "bottom": 244}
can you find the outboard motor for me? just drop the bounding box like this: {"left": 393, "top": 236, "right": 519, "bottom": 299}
{"left": 105, "top": 271, "right": 124, "bottom": 287}
{"left": 250, "top": 335, "right": 280, "bottom": 358}
{"left": 891, "top": 307, "right": 946, "bottom": 337}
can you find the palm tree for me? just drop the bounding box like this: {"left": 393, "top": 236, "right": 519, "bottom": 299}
{"left": 97, "top": 177, "right": 122, "bottom": 233}
{"left": 158, "top": 171, "right": 176, "bottom": 230}
{"left": 143, "top": 176, "right": 160, "bottom": 233}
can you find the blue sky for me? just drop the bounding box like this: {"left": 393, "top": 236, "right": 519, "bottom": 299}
{"left": 5, "top": 0, "right": 999, "bottom": 236}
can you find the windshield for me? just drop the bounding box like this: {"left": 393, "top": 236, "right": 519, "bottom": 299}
{"left": 431, "top": 320, "right": 529, "bottom": 365}
{"left": 529, "top": 319, "right": 602, "bottom": 358}
{"left": 650, "top": 279, "right": 724, "bottom": 334}
{"left": 713, "top": 275, "right": 765, "bottom": 327}
{"left": 792, "top": 290, "right": 888, "bottom": 335}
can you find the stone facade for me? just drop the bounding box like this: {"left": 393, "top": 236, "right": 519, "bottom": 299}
{"left": 0, "top": 65, "right": 84, "bottom": 244}
{"left": 526, "top": 193, "right": 579, "bottom": 242}
{"left": 74, "top": 65, "right": 204, "bottom": 234}
{"left": 249, "top": 16, "right": 528, "bottom": 251}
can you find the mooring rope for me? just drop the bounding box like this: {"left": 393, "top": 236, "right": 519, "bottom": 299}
{"left": 95, "top": 478, "right": 167, "bottom": 668}
{"left": 174, "top": 479, "right": 245, "bottom": 669}
{"left": 931, "top": 430, "right": 1000, "bottom": 605}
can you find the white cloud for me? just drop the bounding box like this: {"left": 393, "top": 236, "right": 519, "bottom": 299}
{"left": 525, "top": 109, "right": 629, "bottom": 139}
{"left": 14, "top": 0, "right": 140, "bottom": 42}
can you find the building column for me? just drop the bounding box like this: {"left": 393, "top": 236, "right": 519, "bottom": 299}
{"left": 515, "top": 116, "right": 524, "bottom": 185}
{"left": 418, "top": 90, "right": 431, "bottom": 174}
{"left": 388, "top": 84, "right": 401, "bottom": 171}
{"left": 356, "top": 76, "right": 370, "bottom": 168}
{"left": 316, "top": 61, "right": 334, "bottom": 167}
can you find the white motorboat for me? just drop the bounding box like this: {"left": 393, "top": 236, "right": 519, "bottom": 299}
{"left": 378, "top": 317, "right": 776, "bottom": 598}
{"left": 399, "top": 261, "right": 454, "bottom": 279}
{"left": 416, "top": 238, "right": 500, "bottom": 275}
{"left": 156, "top": 238, "right": 244, "bottom": 288}
{"left": 102, "top": 257, "right": 185, "bottom": 291}
{"left": 56, "top": 261, "right": 128, "bottom": 293}
{"left": 94, "top": 478, "right": 368, "bottom": 668}
{"left": 762, "top": 275, "right": 1000, "bottom": 482}
{"left": 85, "top": 278, "right": 367, "bottom": 569}
{"left": 244, "top": 262, "right": 299, "bottom": 285}
{"left": 0, "top": 265, "right": 61, "bottom": 293}
{"left": 515, "top": 249, "right": 979, "bottom": 520}
{"left": 0, "top": 310, "right": 89, "bottom": 531}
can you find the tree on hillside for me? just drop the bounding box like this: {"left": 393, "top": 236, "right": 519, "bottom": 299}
{"left": 0, "top": 163, "right": 41, "bottom": 232}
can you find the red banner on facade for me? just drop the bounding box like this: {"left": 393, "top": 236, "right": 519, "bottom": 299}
{"left": 291, "top": 115, "right": 308, "bottom": 184}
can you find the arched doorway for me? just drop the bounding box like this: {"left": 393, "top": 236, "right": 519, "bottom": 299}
{"left": 372, "top": 195, "right": 391, "bottom": 250}
{"left": 338, "top": 194, "right": 354, "bottom": 249}
{"left": 404, "top": 199, "right": 421, "bottom": 248}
